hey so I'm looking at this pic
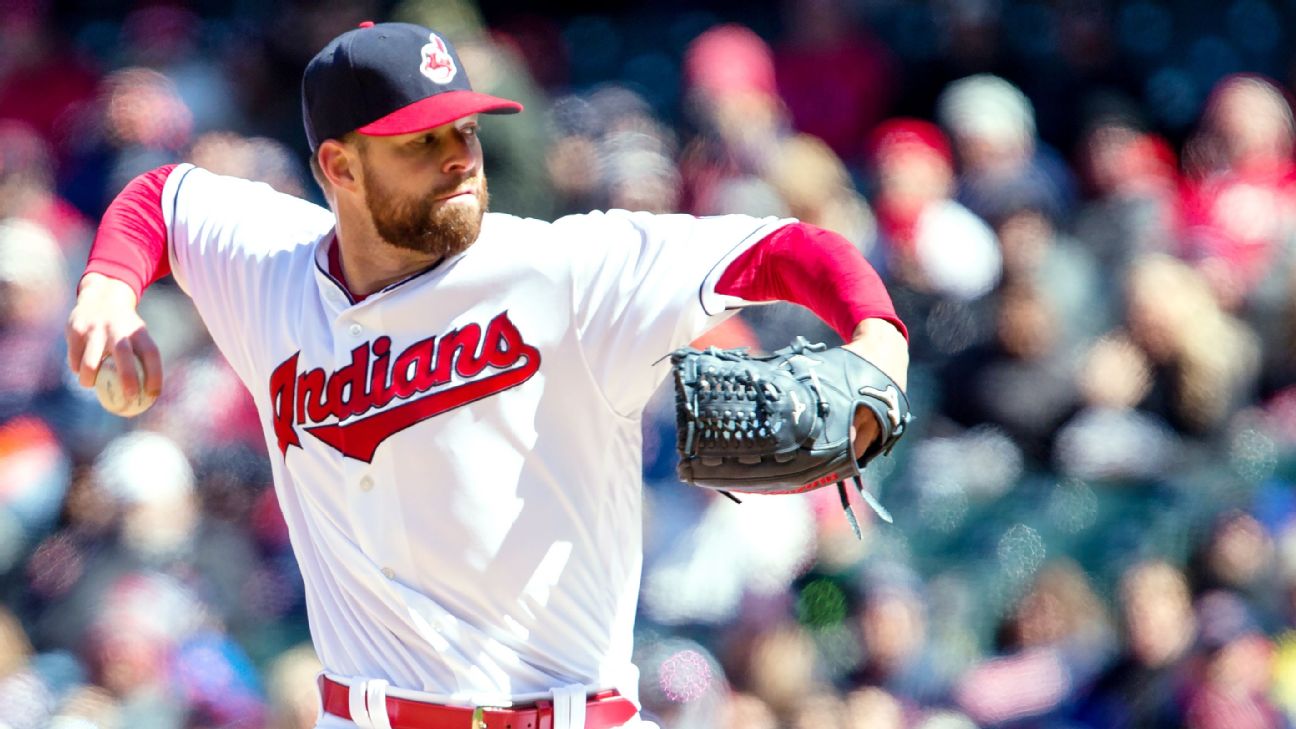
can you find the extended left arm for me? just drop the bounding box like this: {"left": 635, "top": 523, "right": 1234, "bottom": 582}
{"left": 714, "top": 222, "right": 910, "bottom": 457}
{"left": 842, "top": 318, "right": 909, "bottom": 457}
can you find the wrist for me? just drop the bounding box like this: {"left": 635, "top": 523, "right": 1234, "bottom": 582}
{"left": 850, "top": 317, "right": 905, "bottom": 343}
{"left": 845, "top": 317, "right": 909, "bottom": 391}
{"left": 77, "top": 273, "right": 139, "bottom": 308}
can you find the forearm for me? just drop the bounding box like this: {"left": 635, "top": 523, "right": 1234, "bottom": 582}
{"left": 715, "top": 222, "right": 906, "bottom": 336}
{"left": 83, "top": 164, "right": 177, "bottom": 299}
{"left": 715, "top": 222, "right": 909, "bottom": 391}
{"left": 714, "top": 222, "right": 907, "bottom": 343}
{"left": 845, "top": 318, "right": 909, "bottom": 391}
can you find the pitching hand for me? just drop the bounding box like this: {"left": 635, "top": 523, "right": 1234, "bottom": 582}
{"left": 65, "top": 273, "right": 162, "bottom": 402}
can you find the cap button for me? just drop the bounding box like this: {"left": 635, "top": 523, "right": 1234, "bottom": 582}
{"left": 358, "top": 20, "right": 375, "bottom": 28}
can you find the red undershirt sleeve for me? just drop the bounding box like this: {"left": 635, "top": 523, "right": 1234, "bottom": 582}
{"left": 714, "top": 222, "right": 908, "bottom": 342}
{"left": 83, "top": 164, "right": 177, "bottom": 300}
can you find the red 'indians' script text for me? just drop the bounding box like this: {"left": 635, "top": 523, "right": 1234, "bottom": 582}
{"left": 269, "top": 311, "right": 541, "bottom": 462}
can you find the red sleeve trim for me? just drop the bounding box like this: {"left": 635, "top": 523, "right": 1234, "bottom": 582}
{"left": 714, "top": 222, "right": 907, "bottom": 342}
{"left": 83, "top": 164, "right": 178, "bottom": 300}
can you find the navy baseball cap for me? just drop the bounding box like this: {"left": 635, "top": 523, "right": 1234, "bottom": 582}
{"left": 302, "top": 21, "right": 523, "bottom": 151}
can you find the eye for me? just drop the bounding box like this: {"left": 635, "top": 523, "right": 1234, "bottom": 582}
{"left": 460, "top": 123, "right": 480, "bottom": 137}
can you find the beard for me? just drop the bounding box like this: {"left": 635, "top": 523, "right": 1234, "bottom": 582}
{"left": 362, "top": 163, "right": 489, "bottom": 259}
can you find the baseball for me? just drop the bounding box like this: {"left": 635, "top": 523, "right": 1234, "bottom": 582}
{"left": 95, "top": 353, "right": 156, "bottom": 417}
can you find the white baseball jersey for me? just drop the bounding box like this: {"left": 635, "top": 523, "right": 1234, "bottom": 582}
{"left": 159, "top": 164, "right": 791, "bottom": 705}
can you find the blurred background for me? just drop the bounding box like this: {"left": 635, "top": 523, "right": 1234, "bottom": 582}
{"left": 4, "top": 0, "right": 1296, "bottom": 727}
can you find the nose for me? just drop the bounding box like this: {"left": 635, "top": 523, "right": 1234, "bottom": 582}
{"left": 441, "top": 128, "right": 478, "bottom": 176}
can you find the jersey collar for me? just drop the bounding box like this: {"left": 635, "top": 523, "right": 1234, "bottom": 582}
{"left": 326, "top": 235, "right": 370, "bottom": 304}
{"left": 313, "top": 230, "right": 466, "bottom": 313}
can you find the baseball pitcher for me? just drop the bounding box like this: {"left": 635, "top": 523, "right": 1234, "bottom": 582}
{"left": 65, "top": 22, "right": 909, "bottom": 729}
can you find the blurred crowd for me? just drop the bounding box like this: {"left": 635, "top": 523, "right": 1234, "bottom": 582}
{"left": 5, "top": 0, "right": 1296, "bottom": 727}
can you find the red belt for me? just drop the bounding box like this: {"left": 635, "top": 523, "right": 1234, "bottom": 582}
{"left": 319, "top": 676, "right": 639, "bottom": 729}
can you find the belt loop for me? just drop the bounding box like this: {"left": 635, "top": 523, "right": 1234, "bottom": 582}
{"left": 365, "top": 678, "right": 393, "bottom": 729}
{"left": 536, "top": 699, "right": 553, "bottom": 729}
{"left": 551, "top": 685, "right": 586, "bottom": 729}
{"left": 348, "top": 680, "right": 375, "bottom": 729}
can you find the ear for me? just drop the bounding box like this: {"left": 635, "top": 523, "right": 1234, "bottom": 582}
{"left": 317, "top": 139, "right": 361, "bottom": 193}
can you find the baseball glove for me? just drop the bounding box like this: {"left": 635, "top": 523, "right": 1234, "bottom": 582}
{"left": 671, "top": 337, "right": 911, "bottom": 538}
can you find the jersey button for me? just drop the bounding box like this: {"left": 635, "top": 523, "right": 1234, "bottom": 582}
{"left": 382, "top": 567, "right": 396, "bottom": 580}
{"left": 359, "top": 476, "right": 374, "bottom": 491}
{"left": 349, "top": 323, "right": 363, "bottom": 336}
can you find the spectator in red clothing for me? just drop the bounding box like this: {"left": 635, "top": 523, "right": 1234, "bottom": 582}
{"left": 1181, "top": 75, "right": 1296, "bottom": 310}
{"left": 773, "top": 0, "right": 897, "bottom": 165}
{"left": 679, "top": 24, "right": 790, "bottom": 217}
{"left": 0, "top": 1, "right": 101, "bottom": 158}
{"left": 869, "top": 118, "right": 1000, "bottom": 303}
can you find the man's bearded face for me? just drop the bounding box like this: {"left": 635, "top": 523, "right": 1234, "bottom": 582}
{"left": 361, "top": 153, "right": 488, "bottom": 259}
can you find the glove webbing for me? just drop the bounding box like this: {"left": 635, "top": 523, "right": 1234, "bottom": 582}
{"left": 690, "top": 357, "right": 783, "bottom": 458}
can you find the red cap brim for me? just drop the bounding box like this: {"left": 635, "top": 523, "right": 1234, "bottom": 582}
{"left": 356, "top": 90, "right": 523, "bottom": 136}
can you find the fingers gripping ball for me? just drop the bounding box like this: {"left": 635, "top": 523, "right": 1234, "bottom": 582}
{"left": 671, "top": 337, "right": 912, "bottom": 538}
{"left": 95, "top": 354, "right": 156, "bottom": 417}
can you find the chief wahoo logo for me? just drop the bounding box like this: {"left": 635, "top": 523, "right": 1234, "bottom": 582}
{"left": 420, "top": 33, "right": 457, "bottom": 84}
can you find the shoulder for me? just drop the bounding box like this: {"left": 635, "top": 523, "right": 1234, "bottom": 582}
{"left": 166, "top": 164, "right": 335, "bottom": 248}
{"left": 484, "top": 208, "right": 753, "bottom": 236}
{"left": 168, "top": 164, "right": 333, "bottom": 225}
{"left": 546, "top": 209, "right": 712, "bottom": 248}
{"left": 474, "top": 209, "right": 787, "bottom": 261}
{"left": 551, "top": 209, "right": 694, "bottom": 233}
{"left": 478, "top": 211, "right": 552, "bottom": 237}
{"left": 475, "top": 210, "right": 641, "bottom": 251}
